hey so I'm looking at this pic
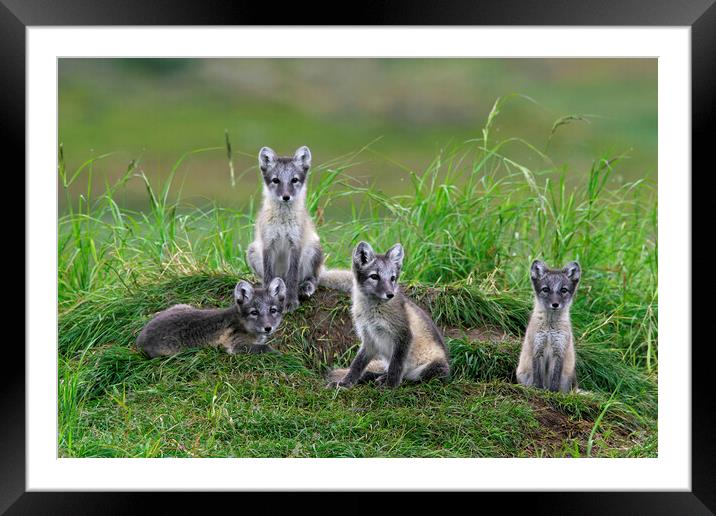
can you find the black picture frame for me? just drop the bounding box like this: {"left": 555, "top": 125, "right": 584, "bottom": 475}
{"left": 4, "top": 0, "right": 712, "bottom": 513}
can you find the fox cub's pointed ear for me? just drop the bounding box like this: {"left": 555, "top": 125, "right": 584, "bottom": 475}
{"left": 564, "top": 261, "right": 581, "bottom": 282}
{"left": 258, "top": 147, "right": 277, "bottom": 173}
{"left": 386, "top": 243, "right": 404, "bottom": 267}
{"left": 293, "top": 146, "right": 312, "bottom": 171}
{"left": 531, "top": 260, "right": 547, "bottom": 280}
{"left": 268, "top": 277, "right": 286, "bottom": 301}
{"left": 353, "top": 241, "right": 376, "bottom": 269}
{"left": 234, "top": 280, "right": 254, "bottom": 305}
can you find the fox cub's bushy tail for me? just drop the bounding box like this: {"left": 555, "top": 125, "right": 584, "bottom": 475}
{"left": 318, "top": 268, "right": 353, "bottom": 292}
{"left": 326, "top": 359, "right": 387, "bottom": 384}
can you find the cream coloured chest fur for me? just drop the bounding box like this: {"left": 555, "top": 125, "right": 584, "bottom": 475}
{"left": 253, "top": 200, "right": 320, "bottom": 280}
{"left": 352, "top": 291, "right": 396, "bottom": 360}
{"left": 351, "top": 288, "right": 447, "bottom": 381}
{"left": 516, "top": 305, "right": 577, "bottom": 392}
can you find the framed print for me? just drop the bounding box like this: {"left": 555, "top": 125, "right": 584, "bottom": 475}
{"left": 4, "top": 0, "right": 713, "bottom": 512}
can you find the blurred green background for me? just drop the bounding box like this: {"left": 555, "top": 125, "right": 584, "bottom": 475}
{"left": 58, "top": 58, "right": 657, "bottom": 211}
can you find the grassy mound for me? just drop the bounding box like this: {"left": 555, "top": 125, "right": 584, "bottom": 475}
{"left": 59, "top": 273, "right": 656, "bottom": 458}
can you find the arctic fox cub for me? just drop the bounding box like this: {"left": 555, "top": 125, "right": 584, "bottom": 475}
{"left": 327, "top": 242, "right": 450, "bottom": 388}
{"left": 246, "top": 146, "right": 351, "bottom": 311}
{"left": 516, "top": 260, "right": 581, "bottom": 392}
{"left": 137, "top": 278, "right": 286, "bottom": 358}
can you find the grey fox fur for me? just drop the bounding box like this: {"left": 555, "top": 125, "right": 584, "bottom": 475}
{"left": 137, "top": 278, "right": 286, "bottom": 358}
{"left": 246, "top": 146, "right": 351, "bottom": 312}
{"left": 516, "top": 260, "right": 581, "bottom": 392}
{"left": 327, "top": 241, "right": 450, "bottom": 388}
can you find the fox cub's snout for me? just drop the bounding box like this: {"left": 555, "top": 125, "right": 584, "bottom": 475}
{"left": 352, "top": 241, "right": 404, "bottom": 301}
{"left": 235, "top": 277, "right": 287, "bottom": 336}
{"left": 259, "top": 146, "right": 311, "bottom": 204}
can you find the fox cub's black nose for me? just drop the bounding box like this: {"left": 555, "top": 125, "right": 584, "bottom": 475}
{"left": 386, "top": 293, "right": 394, "bottom": 299}
{"left": 264, "top": 326, "right": 272, "bottom": 333}
{"left": 551, "top": 303, "right": 560, "bottom": 308}
{"left": 282, "top": 195, "right": 290, "bottom": 201}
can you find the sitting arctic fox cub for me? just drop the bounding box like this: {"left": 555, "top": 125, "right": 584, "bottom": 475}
{"left": 137, "top": 278, "right": 286, "bottom": 358}
{"left": 516, "top": 260, "right": 581, "bottom": 392}
{"left": 246, "top": 146, "right": 353, "bottom": 312}
{"left": 327, "top": 242, "right": 450, "bottom": 388}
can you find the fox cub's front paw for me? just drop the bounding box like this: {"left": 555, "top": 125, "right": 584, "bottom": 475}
{"left": 298, "top": 280, "right": 316, "bottom": 300}
{"left": 327, "top": 378, "right": 355, "bottom": 389}
{"left": 375, "top": 374, "right": 400, "bottom": 388}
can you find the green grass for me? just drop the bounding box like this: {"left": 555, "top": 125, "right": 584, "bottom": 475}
{"left": 58, "top": 99, "right": 657, "bottom": 457}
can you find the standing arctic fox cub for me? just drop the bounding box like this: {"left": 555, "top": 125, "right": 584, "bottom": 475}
{"left": 137, "top": 278, "right": 286, "bottom": 358}
{"left": 516, "top": 260, "right": 581, "bottom": 392}
{"left": 247, "top": 146, "right": 352, "bottom": 311}
{"left": 327, "top": 242, "right": 450, "bottom": 388}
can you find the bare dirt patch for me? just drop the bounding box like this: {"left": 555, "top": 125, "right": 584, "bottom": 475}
{"left": 274, "top": 287, "right": 356, "bottom": 365}
{"left": 530, "top": 398, "right": 591, "bottom": 436}
{"left": 525, "top": 397, "right": 592, "bottom": 455}
{"left": 524, "top": 397, "right": 633, "bottom": 456}
{"left": 443, "top": 326, "right": 510, "bottom": 343}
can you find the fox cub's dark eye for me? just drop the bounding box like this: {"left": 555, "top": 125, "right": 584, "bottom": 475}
{"left": 291, "top": 177, "right": 299, "bottom": 184}
{"left": 390, "top": 276, "right": 396, "bottom": 282}
{"left": 561, "top": 287, "right": 569, "bottom": 294}
{"left": 271, "top": 178, "right": 280, "bottom": 184}
{"left": 370, "top": 274, "right": 380, "bottom": 280}
{"left": 541, "top": 287, "right": 549, "bottom": 293}
{"left": 270, "top": 308, "right": 277, "bottom": 314}
{"left": 250, "top": 309, "right": 259, "bottom": 316}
